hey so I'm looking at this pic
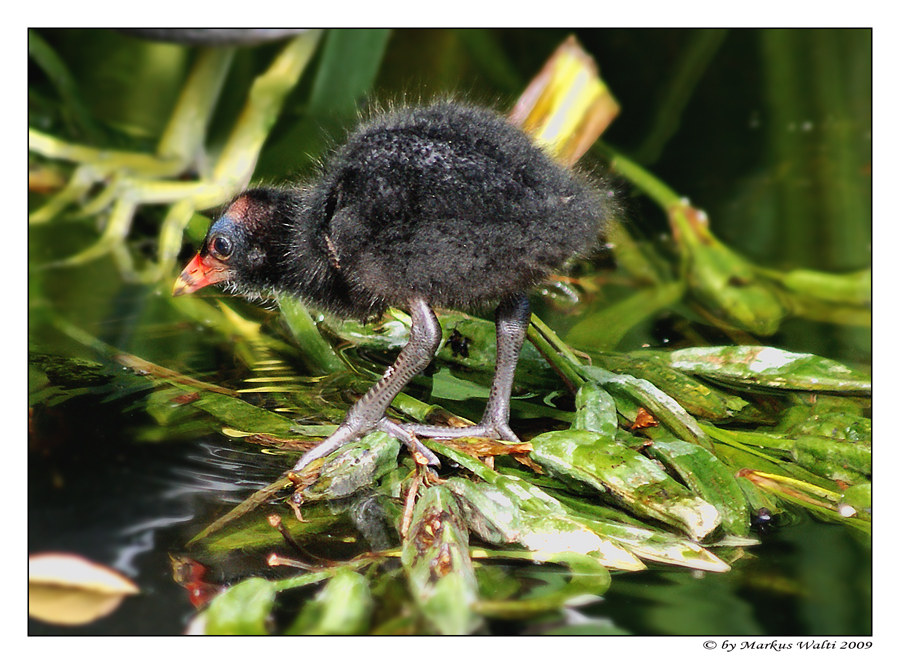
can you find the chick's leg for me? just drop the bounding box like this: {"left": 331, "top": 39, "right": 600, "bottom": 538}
{"left": 292, "top": 297, "right": 442, "bottom": 471}
{"left": 404, "top": 293, "right": 530, "bottom": 442}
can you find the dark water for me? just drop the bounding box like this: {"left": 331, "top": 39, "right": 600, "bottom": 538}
{"left": 28, "top": 28, "right": 871, "bottom": 635}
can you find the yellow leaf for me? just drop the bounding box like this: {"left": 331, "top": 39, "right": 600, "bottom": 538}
{"left": 29, "top": 553, "right": 139, "bottom": 626}
{"left": 510, "top": 35, "right": 619, "bottom": 166}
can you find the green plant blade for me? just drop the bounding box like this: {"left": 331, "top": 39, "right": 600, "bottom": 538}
{"left": 529, "top": 429, "right": 721, "bottom": 540}
{"left": 659, "top": 346, "right": 871, "bottom": 393}
{"left": 401, "top": 485, "right": 482, "bottom": 635}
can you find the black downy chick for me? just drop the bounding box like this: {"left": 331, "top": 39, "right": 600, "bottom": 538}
{"left": 173, "top": 101, "right": 612, "bottom": 471}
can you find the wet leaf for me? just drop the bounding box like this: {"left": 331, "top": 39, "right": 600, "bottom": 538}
{"left": 190, "top": 391, "right": 300, "bottom": 436}
{"left": 428, "top": 441, "right": 569, "bottom": 518}
{"left": 580, "top": 364, "right": 714, "bottom": 451}
{"left": 790, "top": 435, "right": 871, "bottom": 484}
{"left": 401, "top": 485, "right": 482, "bottom": 635}
{"left": 445, "top": 476, "right": 644, "bottom": 571}
{"left": 443, "top": 477, "right": 522, "bottom": 545}
{"left": 775, "top": 394, "right": 871, "bottom": 441}
{"left": 573, "top": 382, "right": 617, "bottom": 438}
{"left": 575, "top": 516, "right": 731, "bottom": 573}
{"left": 192, "top": 501, "right": 343, "bottom": 553}
{"left": 203, "top": 577, "right": 276, "bottom": 635}
{"left": 285, "top": 568, "right": 373, "bottom": 635}
{"left": 660, "top": 346, "right": 871, "bottom": 393}
{"left": 644, "top": 439, "right": 750, "bottom": 536}
{"left": 517, "top": 514, "right": 645, "bottom": 571}
{"left": 298, "top": 432, "right": 401, "bottom": 501}
{"left": 737, "top": 469, "right": 870, "bottom": 533}
{"left": 529, "top": 429, "right": 721, "bottom": 540}
{"left": 841, "top": 483, "right": 871, "bottom": 514}
{"left": 29, "top": 553, "right": 139, "bottom": 626}
{"left": 595, "top": 350, "right": 761, "bottom": 423}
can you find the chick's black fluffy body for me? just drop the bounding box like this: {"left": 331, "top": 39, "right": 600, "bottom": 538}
{"left": 177, "top": 101, "right": 614, "bottom": 471}
{"left": 219, "top": 102, "right": 608, "bottom": 318}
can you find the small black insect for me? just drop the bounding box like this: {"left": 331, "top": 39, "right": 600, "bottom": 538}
{"left": 447, "top": 329, "right": 471, "bottom": 359}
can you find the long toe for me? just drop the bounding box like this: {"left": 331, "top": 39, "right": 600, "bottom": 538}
{"left": 403, "top": 422, "right": 521, "bottom": 443}
{"left": 377, "top": 418, "right": 441, "bottom": 467}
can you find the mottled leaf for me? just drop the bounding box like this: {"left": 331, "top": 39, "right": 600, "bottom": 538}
{"left": 661, "top": 346, "right": 871, "bottom": 393}
{"left": 644, "top": 439, "right": 750, "bottom": 536}
{"left": 300, "top": 432, "right": 401, "bottom": 501}
{"left": 580, "top": 365, "right": 714, "bottom": 450}
{"left": 401, "top": 485, "right": 482, "bottom": 635}
{"left": 573, "top": 382, "right": 618, "bottom": 438}
{"left": 530, "top": 429, "right": 721, "bottom": 539}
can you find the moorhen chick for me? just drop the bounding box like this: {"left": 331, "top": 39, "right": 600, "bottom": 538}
{"left": 173, "top": 101, "right": 611, "bottom": 471}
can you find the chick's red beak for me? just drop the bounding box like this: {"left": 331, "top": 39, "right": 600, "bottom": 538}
{"left": 172, "top": 253, "right": 233, "bottom": 296}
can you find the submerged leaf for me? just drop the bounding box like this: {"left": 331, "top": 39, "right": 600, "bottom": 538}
{"left": 474, "top": 552, "right": 611, "bottom": 619}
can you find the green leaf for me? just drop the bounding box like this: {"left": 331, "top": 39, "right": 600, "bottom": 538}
{"left": 300, "top": 432, "right": 401, "bottom": 501}
{"left": 791, "top": 435, "right": 871, "bottom": 484}
{"left": 841, "top": 483, "right": 871, "bottom": 514}
{"left": 594, "top": 351, "right": 759, "bottom": 423}
{"left": 473, "top": 552, "right": 611, "bottom": 619}
{"left": 529, "top": 429, "right": 721, "bottom": 540}
{"left": 191, "top": 392, "right": 300, "bottom": 436}
{"left": 779, "top": 268, "right": 870, "bottom": 305}
{"left": 573, "top": 382, "right": 618, "bottom": 438}
{"left": 575, "top": 515, "right": 731, "bottom": 573}
{"left": 644, "top": 439, "right": 750, "bottom": 536}
{"left": 580, "top": 364, "right": 714, "bottom": 450}
{"left": 444, "top": 476, "right": 644, "bottom": 571}
{"left": 204, "top": 577, "right": 276, "bottom": 635}
{"left": 307, "top": 29, "right": 392, "bottom": 117}
{"left": 285, "top": 568, "right": 373, "bottom": 635}
{"left": 434, "top": 312, "right": 559, "bottom": 391}
{"left": 401, "top": 485, "right": 482, "bottom": 635}
{"left": 659, "top": 345, "right": 871, "bottom": 393}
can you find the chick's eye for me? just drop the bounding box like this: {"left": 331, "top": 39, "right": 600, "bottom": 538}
{"left": 211, "top": 235, "right": 233, "bottom": 259}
